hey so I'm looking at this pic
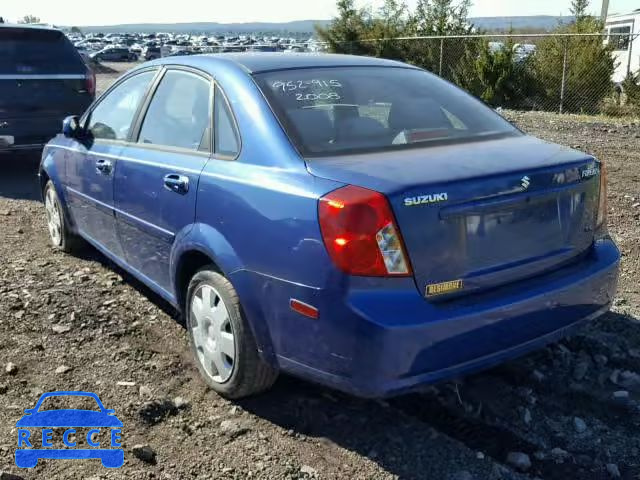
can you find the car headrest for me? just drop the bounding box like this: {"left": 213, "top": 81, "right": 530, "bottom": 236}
{"left": 388, "top": 98, "right": 450, "bottom": 133}
{"left": 335, "top": 116, "right": 386, "bottom": 140}
{"left": 287, "top": 108, "right": 333, "bottom": 146}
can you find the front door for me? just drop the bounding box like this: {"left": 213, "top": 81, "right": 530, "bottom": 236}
{"left": 64, "top": 69, "right": 157, "bottom": 257}
{"left": 114, "top": 69, "right": 213, "bottom": 292}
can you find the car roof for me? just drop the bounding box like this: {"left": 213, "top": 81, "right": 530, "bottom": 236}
{"left": 153, "top": 52, "right": 419, "bottom": 75}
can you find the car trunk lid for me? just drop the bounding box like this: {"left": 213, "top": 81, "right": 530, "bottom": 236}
{"left": 307, "top": 135, "right": 601, "bottom": 297}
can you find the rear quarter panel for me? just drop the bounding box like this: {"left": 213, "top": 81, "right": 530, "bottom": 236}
{"left": 179, "top": 63, "right": 345, "bottom": 361}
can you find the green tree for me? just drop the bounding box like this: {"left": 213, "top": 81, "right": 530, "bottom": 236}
{"left": 405, "top": 0, "right": 477, "bottom": 77}
{"left": 366, "top": 0, "right": 412, "bottom": 60}
{"left": 71, "top": 26, "right": 82, "bottom": 34}
{"left": 453, "top": 38, "right": 538, "bottom": 108}
{"left": 532, "top": 14, "right": 615, "bottom": 113}
{"left": 571, "top": 0, "right": 590, "bottom": 22}
{"left": 18, "top": 14, "right": 40, "bottom": 24}
{"left": 316, "top": 0, "right": 372, "bottom": 55}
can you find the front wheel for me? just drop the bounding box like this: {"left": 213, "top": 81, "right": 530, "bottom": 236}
{"left": 43, "top": 180, "right": 83, "bottom": 253}
{"left": 186, "top": 267, "right": 278, "bottom": 399}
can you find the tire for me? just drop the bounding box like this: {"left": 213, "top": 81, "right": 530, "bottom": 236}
{"left": 186, "top": 267, "right": 277, "bottom": 399}
{"left": 43, "top": 180, "right": 84, "bottom": 253}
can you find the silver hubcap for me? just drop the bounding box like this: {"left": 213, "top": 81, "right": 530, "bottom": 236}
{"left": 45, "top": 188, "right": 62, "bottom": 246}
{"left": 190, "top": 284, "right": 235, "bottom": 383}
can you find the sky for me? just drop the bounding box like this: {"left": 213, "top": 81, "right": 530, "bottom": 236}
{"left": 1, "top": 0, "right": 638, "bottom": 26}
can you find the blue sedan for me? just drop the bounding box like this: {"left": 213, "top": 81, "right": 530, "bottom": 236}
{"left": 39, "top": 53, "right": 620, "bottom": 398}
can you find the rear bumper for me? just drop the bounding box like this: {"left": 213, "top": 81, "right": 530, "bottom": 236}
{"left": 245, "top": 239, "right": 620, "bottom": 398}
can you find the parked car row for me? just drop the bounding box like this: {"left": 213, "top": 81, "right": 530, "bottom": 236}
{"left": 68, "top": 30, "right": 325, "bottom": 63}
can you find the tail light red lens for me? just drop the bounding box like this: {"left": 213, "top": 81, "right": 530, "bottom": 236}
{"left": 85, "top": 68, "right": 96, "bottom": 96}
{"left": 596, "top": 161, "right": 608, "bottom": 230}
{"left": 318, "top": 185, "right": 412, "bottom": 277}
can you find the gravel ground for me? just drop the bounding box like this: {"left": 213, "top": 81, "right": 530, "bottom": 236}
{"left": 0, "top": 65, "right": 639, "bottom": 479}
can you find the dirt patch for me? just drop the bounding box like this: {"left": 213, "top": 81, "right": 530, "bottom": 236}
{"left": 0, "top": 88, "right": 639, "bottom": 478}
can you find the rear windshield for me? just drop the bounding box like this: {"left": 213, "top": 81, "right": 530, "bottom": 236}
{"left": 0, "top": 28, "right": 85, "bottom": 75}
{"left": 255, "top": 66, "right": 519, "bottom": 156}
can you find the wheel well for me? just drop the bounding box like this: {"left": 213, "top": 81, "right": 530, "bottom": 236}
{"left": 39, "top": 169, "right": 50, "bottom": 197}
{"left": 175, "top": 250, "right": 221, "bottom": 312}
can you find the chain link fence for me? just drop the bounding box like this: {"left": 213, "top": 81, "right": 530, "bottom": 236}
{"left": 331, "top": 33, "right": 640, "bottom": 117}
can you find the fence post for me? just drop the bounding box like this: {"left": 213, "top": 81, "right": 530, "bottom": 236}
{"left": 439, "top": 38, "right": 444, "bottom": 77}
{"left": 559, "top": 38, "right": 569, "bottom": 114}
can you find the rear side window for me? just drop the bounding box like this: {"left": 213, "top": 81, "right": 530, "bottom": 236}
{"left": 138, "top": 70, "right": 212, "bottom": 151}
{"left": 255, "top": 67, "right": 519, "bottom": 156}
{"left": 0, "top": 28, "right": 85, "bottom": 74}
{"left": 214, "top": 86, "right": 240, "bottom": 157}
{"left": 87, "top": 71, "right": 155, "bottom": 141}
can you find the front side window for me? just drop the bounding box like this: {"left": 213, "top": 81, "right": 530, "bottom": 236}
{"left": 214, "top": 85, "right": 240, "bottom": 157}
{"left": 255, "top": 67, "right": 519, "bottom": 156}
{"left": 138, "top": 70, "right": 211, "bottom": 151}
{"left": 87, "top": 71, "right": 155, "bottom": 141}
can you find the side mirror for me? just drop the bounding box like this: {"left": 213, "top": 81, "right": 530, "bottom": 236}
{"left": 23, "top": 408, "right": 36, "bottom": 415}
{"left": 62, "top": 115, "right": 81, "bottom": 138}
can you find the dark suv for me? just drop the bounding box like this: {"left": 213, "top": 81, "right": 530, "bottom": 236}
{"left": 0, "top": 25, "right": 95, "bottom": 154}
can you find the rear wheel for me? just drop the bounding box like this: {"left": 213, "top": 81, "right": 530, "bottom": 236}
{"left": 186, "top": 267, "right": 277, "bottom": 398}
{"left": 44, "top": 180, "right": 83, "bottom": 253}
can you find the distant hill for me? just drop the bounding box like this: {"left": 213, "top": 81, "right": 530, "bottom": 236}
{"left": 78, "top": 16, "right": 574, "bottom": 35}
{"left": 472, "top": 15, "right": 574, "bottom": 32}
{"left": 80, "top": 20, "right": 329, "bottom": 34}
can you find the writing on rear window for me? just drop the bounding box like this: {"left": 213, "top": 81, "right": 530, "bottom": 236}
{"left": 272, "top": 80, "right": 343, "bottom": 92}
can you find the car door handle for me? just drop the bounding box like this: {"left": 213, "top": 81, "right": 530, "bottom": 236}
{"left": 163, "top": 174, "right": 189, "bottom": 194}
{"left": 95, "top": 159, "right": 113, "bottom": 175}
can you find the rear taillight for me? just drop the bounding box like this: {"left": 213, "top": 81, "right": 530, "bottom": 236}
{"left": 596, "top": 161, "right": 608, "bottom": 230}
{"left": 85, "top": 68, "right": 96, "bottom": 96}
{"left": 318, "top": 185, "right": 412, "bottom": 277}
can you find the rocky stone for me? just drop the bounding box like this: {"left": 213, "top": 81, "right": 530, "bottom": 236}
{"left": 594, "top": 354, "right": 608, "bottom": 367}
{"left": 173, "top": 396, "right": 189, "bottom": 409}
{"left": 55, "top": 365, "right": 72, "bottom": 374}
{"left": 573, "top": 359, "right": 589, "bottom": 380}
{"left": 606, "top": 463, "right": 621, "bottom": 478}
{"left": 117, "top": 381, "right": 136, "bottom": 387}
{"left": 5, "top": 363, "right": 17, "bottom": 375}
{"left": 617, "top": 371, "right": 640, "bottom": 391}
{"left": 300, "top": 465, "right": 317, "bottom": 477}
{"left": 52, "top": 324, "right": 71, "bottom": 334}
{"left": 220, "top": 419, "right": 250, "bottom": 439}
{"left": 506, "top": 452, "right": 531, "bottom": 472}
{"left": 0, "top": 471, "right": 25, "bottom": 480}
{"left": 523, "top": 408, "right": 532, "bottom": 425}
{"left": 139, "top": 385, "right": 152, "bottom": 397}
{"left": 532, "top": 370, "right": 546, "bottom": 382}
{"left": 132, "top": 444, "right": 156, "bottom": 464}
{"left": 551, "top": 447, "right": 569, "bottom": 458}
{"left": 574, "top": 417, "right": 587, "bottom": 433}
{"left": 613, "top": 390, "right": 630, "bottom": 401}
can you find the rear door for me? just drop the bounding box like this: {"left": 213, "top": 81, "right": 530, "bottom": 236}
{"left": 65, "top": 69, "right": 158, "bottom": 257}
{"left": 114, "top": 68, "right": 213, "bottom": 292}
{"left": 0, "top": 27, "right": 93, "bottom": 150}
